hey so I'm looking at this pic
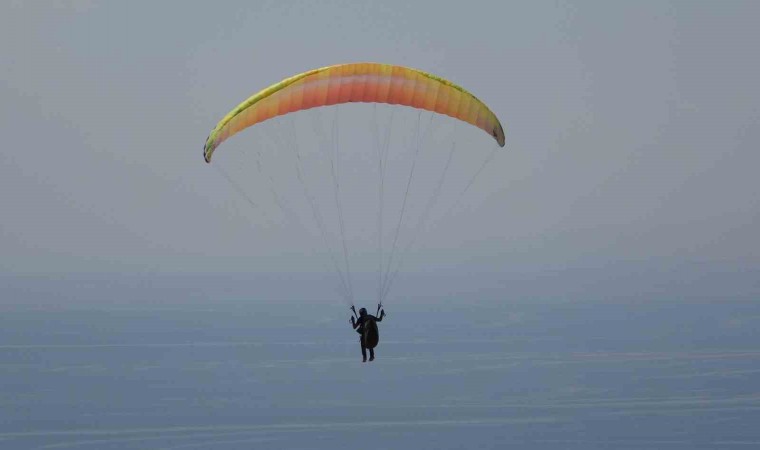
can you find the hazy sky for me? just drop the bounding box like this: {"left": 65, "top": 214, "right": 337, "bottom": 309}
{"left": 2, "top": 1, "right": 759, "bottom": 284}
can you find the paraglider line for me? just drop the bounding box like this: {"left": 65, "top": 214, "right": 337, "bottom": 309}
{"left": 329, "top": 107, "right": 356, "bottom": 303}
{"left": 372, "top": 105, "right": 395, "bottom": 304}
{"left": 268, "top": 119, "right": 354, "bottom": 305}
{"left": 380, "top": 111, "right": 429, "bottom": 301}
{"left": 380, "top": 139, "right": 457, "bottom": 302}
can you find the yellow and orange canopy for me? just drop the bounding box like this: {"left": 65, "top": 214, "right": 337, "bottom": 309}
{"left": 204, "top": 63, "right": 505, "bottom": 162}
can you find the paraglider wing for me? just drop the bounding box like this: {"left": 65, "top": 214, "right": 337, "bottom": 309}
{"left": 203, "top": 63, "right": 505, "bottom": 162}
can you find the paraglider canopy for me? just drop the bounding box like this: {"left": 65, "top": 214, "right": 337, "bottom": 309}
{"left": 204, "top": 62, "right": 505, "bottom": 163}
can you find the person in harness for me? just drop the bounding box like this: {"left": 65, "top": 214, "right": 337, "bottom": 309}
{"left": 350, "top": 305, "right": 386, "bottom": 362}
